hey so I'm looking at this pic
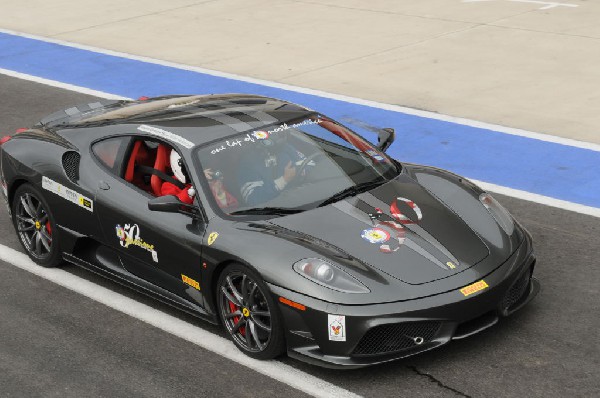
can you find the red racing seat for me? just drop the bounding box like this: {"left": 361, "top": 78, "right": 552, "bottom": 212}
{"left": 151, "top": 144, "right": 170, "bottom": 196}
{"left": 125, "top": 140, "right": 148, "bottom": 182}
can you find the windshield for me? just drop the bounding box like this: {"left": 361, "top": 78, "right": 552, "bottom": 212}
{"left": 195, "top": 114, "right": 399, "bottom": 217}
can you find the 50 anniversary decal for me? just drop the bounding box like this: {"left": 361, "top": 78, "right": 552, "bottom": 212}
{"left": 116, "top": 223, "right": 158, "bottom": 262}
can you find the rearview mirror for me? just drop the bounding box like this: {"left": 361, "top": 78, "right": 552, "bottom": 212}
{"left": 148, "top": 195, "right": 198, "bottom": 216}
{"left": 376, "top": 128, "right": 395, "bottom": 152}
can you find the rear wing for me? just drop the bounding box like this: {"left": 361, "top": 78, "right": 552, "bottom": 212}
{"left": 36, "top": 99, "right": 125, "bottom": 128}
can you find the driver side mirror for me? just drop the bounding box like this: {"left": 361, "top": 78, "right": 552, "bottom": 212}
{"left": 148, "top": 195, "right": 198, "bottom": 217}
{"left": 376, "top": 128, "right": 395, "bottom": 152}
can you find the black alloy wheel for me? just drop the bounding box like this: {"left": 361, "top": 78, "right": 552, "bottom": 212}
{"left": 12, "top": 184, "right": 61, "bottom": 267}
{"left": 217, "top": 263, "right": 285, "bottom": 359}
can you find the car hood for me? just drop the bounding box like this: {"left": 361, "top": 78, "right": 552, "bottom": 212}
{"left": 269, "top": 174, "right": 490, "bottom": 285}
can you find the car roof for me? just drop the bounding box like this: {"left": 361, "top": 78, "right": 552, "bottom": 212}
{"left": 52, "top": 94, "right": 315, "bottom": 148}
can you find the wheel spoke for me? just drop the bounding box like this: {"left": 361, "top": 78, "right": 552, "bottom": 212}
{"left": 245, "top": 321, "right": 253, "bottom": 348}
{"left": 231, "top": 317, "right": 246, "bottom": 334}
{"left": 26, "top": 194, "right": 37, "bottom": 217}
{"left": 39, "top": 230, "right": 52, "bottom": 252}
{"left": 247, "top": 283, "right": 258, "bottom": 308}
{"left": 221, "top": 286, "right": 242, "bottom": 307}
{"left": 35, "top": 201, "right": 43, "bottom": 218}
{"left": 225, "top": 310, "right": 242, "bottom": 319}
{"left": 40, "top": 228, "right": 52, "bottom": 241}
{"left": 39, "top": 214, "right": 48, "bottom": 224}
{"left": 16, "top": 215, "right": 35, "bottom": 225}
{"left": 20, "top": 195, "right": 35, "bottom": 217}
{"left": 250, "top": 314, "right": 271, "bottom": 332}
{"left": 226, "top": 275, "right": 243, "bottom": 304}
{"left": 249, "top": 320, "right": 266, "bottom": 351}
{"left": 34, "top": 232, "right": 43, "bottom": 256}
{"left": 251, "top": 310, "right": 271, "bottom": 318}
{"left": 241, "top": 275, "right": 249, "bottom": 304}
{"left": 18, "top": 225, "right": 35, "bottom": 233}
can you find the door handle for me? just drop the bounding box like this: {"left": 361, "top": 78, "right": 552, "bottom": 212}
{"left": 98, "top": 181, "right": 110, "bottom": 190}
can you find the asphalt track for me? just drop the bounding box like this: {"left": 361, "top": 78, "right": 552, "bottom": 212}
{"left": 1, "top": 75, "right": 599, "bottom": 397}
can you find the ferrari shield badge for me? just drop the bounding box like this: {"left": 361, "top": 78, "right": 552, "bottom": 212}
{"left": 328, "top": 314, "right": 346, "bottom": 341}
{"left": 207, "top": 232, "right": 219, "bottom": 246}
{"left": 361, "top": 228, "right": 390, "bottom": 244}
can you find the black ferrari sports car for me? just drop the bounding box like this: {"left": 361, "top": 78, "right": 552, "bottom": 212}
{"left": 0, "top": 94, "right": 539, "bottom": 368}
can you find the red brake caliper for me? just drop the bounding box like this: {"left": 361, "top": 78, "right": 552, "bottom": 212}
{"left": 228, "top": 300, "right": 246, "bottom": 336}
{"left": 45, "top": 222, "right": 52, "bottom": 238}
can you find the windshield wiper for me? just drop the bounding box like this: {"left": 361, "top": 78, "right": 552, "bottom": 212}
{"left": 229, "top": 207, "right": 304, "bottom": 216}
{"left": 318, "top": 178, "right": 386, "bottom": 207}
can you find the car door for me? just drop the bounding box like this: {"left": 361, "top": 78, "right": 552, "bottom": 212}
{"left": 91, "top": 135, "right": 207, "bottom": 308}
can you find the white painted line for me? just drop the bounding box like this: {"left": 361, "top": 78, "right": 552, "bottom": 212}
{"left": 0, "top": 68, "right": 129, "bottom": 101}
{"left": 1, "top": 27, "right": 599, "bottom": 153}
{"left": 463, "top": 0, "right": 578, "bottom": 10}
{"left": 0, "top": 68, "right": 598, "bottom": 219}
{"left": 472, "top": 179, "right": 600, "bottom": 218}
{"left": 0, "top": 244, "right": 361, "bottom": 398}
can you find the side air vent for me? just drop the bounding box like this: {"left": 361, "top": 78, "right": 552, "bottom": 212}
{"left": 62, "top": 151, "right": 81, "bottom": 182}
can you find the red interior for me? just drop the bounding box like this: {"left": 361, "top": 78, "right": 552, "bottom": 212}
{"left": 151, "top": 145, "right": 170, "bottom": 196}
{"left": 124, "top": 140, "right": 157, "bottom": 194}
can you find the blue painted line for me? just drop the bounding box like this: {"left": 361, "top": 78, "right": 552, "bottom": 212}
{"left": 1, "top": 32, "right": 599, "bottom": 208}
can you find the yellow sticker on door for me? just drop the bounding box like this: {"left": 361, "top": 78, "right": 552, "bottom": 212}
{"left": 181, "top": 274, "right": 200, "bottom": 290}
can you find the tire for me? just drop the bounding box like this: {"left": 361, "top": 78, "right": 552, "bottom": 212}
{"left": 12, "top": 183, "right": 62, "bottom": 267}
{"left": 216, "top": 263, "right": 286, "bottom": 360}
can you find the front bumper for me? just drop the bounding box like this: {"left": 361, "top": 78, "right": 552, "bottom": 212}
{"left": 269, "top": 234, "right": 539, "bottom": 369}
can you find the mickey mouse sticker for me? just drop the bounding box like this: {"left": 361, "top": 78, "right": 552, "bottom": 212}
{"left": 360, "top": 197, "right": 423, "bottom": 253}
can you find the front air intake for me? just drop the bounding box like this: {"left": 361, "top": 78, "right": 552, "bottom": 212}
{"left": 502, "top": 266, "right": 533, "bottom": 312}
{"left": 352, "top": 321, "right": 442, "bottom": 357}
{"left": 62, "top": 151, "right": 81, "bottom": 183}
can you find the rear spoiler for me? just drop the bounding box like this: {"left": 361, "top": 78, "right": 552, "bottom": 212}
{"left": 35, "top": 99, "right": 125, "bottom": 128}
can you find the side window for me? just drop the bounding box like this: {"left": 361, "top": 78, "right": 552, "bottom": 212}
{"left": 92, "top": 136, "right": 130, "bottom": 172}
{"left": 120, "top": 137, "right": 180, "bottom": 198}
{"left": 94, "top": 135, "right": 193, "bottom": 201}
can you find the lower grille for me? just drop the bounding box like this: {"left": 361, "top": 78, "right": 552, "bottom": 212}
{"left": 502, "top": 269, "right": 531, "bottom": 311}
{"left": 352, "top": 321, "right": 441, "bottom": 357}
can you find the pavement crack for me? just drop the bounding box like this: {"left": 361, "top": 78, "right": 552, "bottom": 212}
{"left": 408, "top": 366, "right": 472, "bottom": 398}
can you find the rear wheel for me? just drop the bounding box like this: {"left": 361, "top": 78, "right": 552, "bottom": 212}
{"left": 12, "top": 183, "right": 62, "bottom": 267}
{"left": 217, "top": 263, "right": 285, "bottom": 359}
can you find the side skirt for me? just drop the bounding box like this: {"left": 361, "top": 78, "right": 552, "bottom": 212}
{"left": 62, "top": 251, "right": 219, "bottom": 325}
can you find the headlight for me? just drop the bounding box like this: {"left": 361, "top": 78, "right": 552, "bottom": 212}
{"left": 293, "top": 258, "right": 370, "bottom": 293}
{"left": 479, "top": 193, "right": 515, "bottom": 235}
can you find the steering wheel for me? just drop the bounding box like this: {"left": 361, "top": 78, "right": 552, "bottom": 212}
{"left": 288, "top": 152, "right": 327, "bottom": 187}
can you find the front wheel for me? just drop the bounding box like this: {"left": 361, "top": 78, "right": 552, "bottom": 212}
{"left": 217, "top": 263, "right": 286, "bottom": 360}
{"left": 12, "top": 183, "right": 62, "bottom": 267}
